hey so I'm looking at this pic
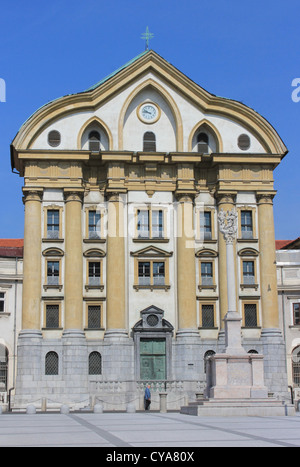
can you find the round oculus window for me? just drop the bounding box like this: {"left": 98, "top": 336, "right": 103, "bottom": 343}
{"left": 146, "top": 314, "right": 159, "bottom": 327}
{"left": 48, "top": 130, "right": 61, "bottom": 147}
{"left": 238, "top": 134, "right": 251, "bottom": 151}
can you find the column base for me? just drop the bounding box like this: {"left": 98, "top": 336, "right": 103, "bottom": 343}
{"left": 176, "top": 328, "right": 200, "bottom": 339}
{"left": 104, "top": 329, "right": 129, "bottom": 342}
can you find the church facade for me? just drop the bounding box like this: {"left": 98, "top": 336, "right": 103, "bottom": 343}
{"left": 10, "top": 50, "right": 289, "bottom": 410}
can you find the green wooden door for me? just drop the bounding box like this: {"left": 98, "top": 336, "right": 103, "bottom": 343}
{"left": 140, "top": 338, "right": 166, "bottom": 380}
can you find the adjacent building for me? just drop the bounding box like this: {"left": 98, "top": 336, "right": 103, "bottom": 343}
{"left": 9, "top": 50, "right": 290, "bottom": 409}
{"left": 276, "top": 238, "right": 300, "bottom": 400}
{"left": 0, "top": 240, "right": 23, "bottom": 406}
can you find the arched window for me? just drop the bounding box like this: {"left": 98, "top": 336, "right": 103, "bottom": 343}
{"left": 197, "top": 132, "right": 209, "bottom": 153}
{"left": 204, "top": 350, "right": 215, "bottom": 373}
{"left": 88, "top": 131, "right": 101, "bottom": 152}
{"left": 45, "top": 351, "right": 59, "bottom": 375}
{"left": 292, "top": 347, "right": 300, "bottom": 387}
{"left": 89, "top": 352, "right": 102, "bottom": 375}
{"left": 143, "top": 132, "right": 156, "bottom": 152}
{"left": 0, "top": 345, "right": 8, "bottom": 391}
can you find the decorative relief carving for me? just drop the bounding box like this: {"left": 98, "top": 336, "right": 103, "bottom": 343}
{"left": 218, "top": 208, "right": 238, "bottom": 244}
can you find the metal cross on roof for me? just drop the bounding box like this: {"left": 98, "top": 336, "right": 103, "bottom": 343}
{"left": 141, "top": 26, "right": 154, "bottom": 50}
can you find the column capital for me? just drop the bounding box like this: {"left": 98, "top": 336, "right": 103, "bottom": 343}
{"left": 106, "top": 191, "right": 126, "bottom": 203}
{"left": 22, "top": 188, "right": 43, "bottom": 204}
{"left": 215, "top": 192, "right": 236, "bottom": 206}
{"left": 256, "top": 192, "right": 276, "bottom": 205}
{"left": 175, "top": 192, "right": 196, "bottom": 203}
{"left": 63, "top": 189, "right": 84, "bottom": 203}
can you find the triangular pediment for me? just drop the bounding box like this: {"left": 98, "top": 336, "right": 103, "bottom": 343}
{"left": 12, "top": 49, "right": 287, "bottom": 156}
{"left": 130, "top": 245, "right": 173, "bottom": 257}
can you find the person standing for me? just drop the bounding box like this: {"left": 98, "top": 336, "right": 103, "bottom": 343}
{"left": 144, "top": 384, "right": 151, "bottom": 411}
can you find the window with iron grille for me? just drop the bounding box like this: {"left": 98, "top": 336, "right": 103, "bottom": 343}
{"left": 143, "top": 132, "right": 156, "bottom": 151}
{"left": 89, "top": 352, "right": 102, "bottom": 375}
{"left": 46, "top": 304, "right": 60, "bottom": 329}
{"left": 88, "top": 210, "right": 101, "bottom": 239}
{"left": 88, "top": 131, "right": 101, "bottom": 152}
{"left": 45, "top": 352, "right": 59, "bottom": 375}
{"left": 243, "top": 261, "right": 255, "bottom": 284}
{"left": 200, "top": 211, "right": 212, "bottom": 240}
{"left": 47, "top": 210, "right": 60, "bottom": 239}
{"left": 293, "top": 304, "right": 300, "bottom": 325}
{"left": 88, "top": 305, "right": 101, "bottom": 329}
{"left": 244, "top": 304, "right": 258, "bottom": 327}
{"left": 241, "top": 211, "right": 253, "bottom": 239}
{"left": 88, "top": 262, "right": 101, "bottom": 286}
{"left": 201, "top": 262, "right": 213, "bottom": 286}
{"left": 201, "top": 304, "right": 215, "bottom": 328}
{"left": 47, "top": 261, "right": 59, "bottom": 285}
{"left": 0, "top": 293, "right": 5, "bottom": 313}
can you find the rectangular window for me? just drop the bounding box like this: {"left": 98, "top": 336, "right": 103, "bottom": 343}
{"left": 241, "top": 211, "right": 253, "bottom": 239}
{"left": 152, "top": 210, "right": 163, "bottom": 238}
{"left": 45, "top": 304, "right": 60, "bottom": 329}
{"left": 201, "top": 304, "right": 215, "bottom": 328}
{"left": 244, "top": 304, "right": 258, "bottom": 327}
{"left": 293, "top": 304, "right": 300, "bottom": 326}
{"left": 88, "top": 261, "right": 101, "bottom": 286}
{"left": 88, "top": 211, "right": 101, "bottom": 239}
{"left": 200, "top": 211, "right": 212, "bottom": 240}
{"left": 137, "top": 210, "right": 150, "bottom": 238}
{"left": 88, "top": 305, "right": 101, "bottom": 329}
{"left": 47, "top": 210, "right": 60, "bottom": 239}
{"left": 138, "top": 261, "right": 165, "bottom": 287}
{"left": 137, "top": 209, "right": 164, "bottom": 239}
{"left": 201, "top": 262, "right": 213, "bottom": 286}
{"left": 153, "top": 262, "right": 165, "bottom": 286}
{"left": 243, "top": 261, "right": 255, "bottom": 284}
{"left": 47, "top": 261, "right": 59, "bottom": 285}
{"left": 0, "top": 293, "right": 5, "bottom": 313}
{"left": 138, "top": 261, "right": 151, "bottom": 286}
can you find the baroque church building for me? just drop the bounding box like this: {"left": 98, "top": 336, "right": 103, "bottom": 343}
{"left": 10, "top": 50, "right": 289, "bottom": 410}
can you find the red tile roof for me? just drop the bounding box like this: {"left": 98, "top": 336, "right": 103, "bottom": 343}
{"left": 0, "top": 239, "right": 24, "bottom": 258}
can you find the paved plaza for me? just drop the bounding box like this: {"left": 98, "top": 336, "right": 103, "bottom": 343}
{"left": 0, "top": 411, "right": 300, "bottom": 447}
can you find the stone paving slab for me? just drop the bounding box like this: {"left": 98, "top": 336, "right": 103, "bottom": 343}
{"left": 0, "top": 412, "right": 299, "bottom": 448}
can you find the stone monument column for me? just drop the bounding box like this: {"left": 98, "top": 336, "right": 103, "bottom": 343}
{"left": 218, "top": 208, "right": 245, "bottom": 355}
{"left": 216, "top": 194, "right": 237, "bottom": 329}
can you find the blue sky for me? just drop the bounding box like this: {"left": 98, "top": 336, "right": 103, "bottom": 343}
{"left": 0, "top": 0, "right": 299, "bottom": 240}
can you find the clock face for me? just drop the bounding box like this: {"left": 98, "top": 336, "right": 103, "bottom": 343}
{"left": 138, "top": 103, "right": 160, "bottom": 123}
